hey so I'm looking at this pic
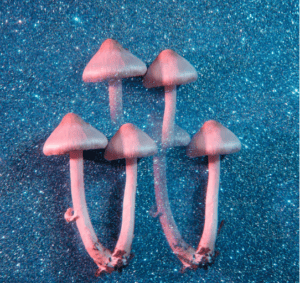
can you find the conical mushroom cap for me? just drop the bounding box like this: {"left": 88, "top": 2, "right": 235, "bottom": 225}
{"left": 143, "top": 49, "right": 198, "bottom": 88}
{"left": 186, "top": 120, "right": 241, "bottom": 158}
{"left": 173, "top": 125, "right": 191, "bottom": 147}
{"left": 104, "top": 123, "right": 158, "bottom": 161}
{"left": 43, "top": 113, "right": 108, "bottom": 156}
{"left": 147, "top": 116, "right": 190, "bottom": 148}
{"left": 82, "top": 39, "right": 147, "bottom": 82}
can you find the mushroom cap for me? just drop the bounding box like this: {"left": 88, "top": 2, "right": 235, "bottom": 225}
{"left": 43, "top": 113, "right": 108, "bottom": 156}
{"left": 186, "top": 120, "right": 241, "bottom": 158}
{"left": 82, "top": 38, "right": 147, "bottom": 82}
{"left": 143, "top": 49, "right": 198, "bottom": 88}
{"left": 173, "top": 125, "right": 191, "bottom": 147}
{"left": 147, "top": 115, "right": 190, "bottom": 148}
{"left": 104, "top": 123, "right": 158, "bottom": 161}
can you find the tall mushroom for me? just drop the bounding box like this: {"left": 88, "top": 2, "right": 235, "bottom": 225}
{"left": 152, "top": 125, "right": 198, "bottom": 272}
{"left": 43, "top": 113, "right": 113, "bottom": 275}
{"left": 143, "top": 49, "right": 197, "bottom": 148}
{"left": 82, "top": 39, "right": 147, "bottom": 126}
{"left": 186, "top": 120, "right": 241, "bottom": 265}
{"left": 143, "top": 50, "right": 198, "bottom": 271}
{"left": 104, "top": 123, "right": 157, "bottom": 269}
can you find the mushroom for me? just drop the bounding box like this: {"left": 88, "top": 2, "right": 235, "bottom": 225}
{"left": 143, "top": 49, "right": 197, "bottom": 148}
{"left": 144, "top": 53, "right": 198, "bottom": 270}
{"left": 82, "top": 39, "right": 147, "bottom": 126}
{"left": 152, "top": 125, "right": 198, "bottom": 271}
{"left": 43, "top": 113, "right": 113, "bottom": 275}
{"left": 186, "top": 120, "right": 241, "bottom": 265}
{"left": 104, "top": 123, "right": 157, "bottom": 268}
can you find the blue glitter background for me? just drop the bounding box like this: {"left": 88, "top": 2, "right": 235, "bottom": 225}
{"left": 1, "top": 0, "right": 299, "bottom": 282}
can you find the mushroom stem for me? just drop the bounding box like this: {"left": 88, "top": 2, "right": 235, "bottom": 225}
{"left": 153, "top": 153, "right": 196, "bottom": 270}
{"left": 162, "top": 85, "right": 176, "bottom": 148}
{"left": 69, "top": 150, "right": 112, "bottom": 273}
{"left": 111, "top": 157, "right": 137, "bottom": 267}
{"left": 195, "top": 154, "right": 220, "bottom": 264}
{"left": 108, "top": 78, "right": 123, "bottom": 125}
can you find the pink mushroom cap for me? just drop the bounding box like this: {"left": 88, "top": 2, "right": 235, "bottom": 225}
{"left": 186, "top": 120, "right": 241, "bottom": 158}
{"left": 143, "top": 49, "right": 198, "bottom": 88}
{"left": 104, "top": 123, "right": 158, "bottom": 161}
{"left": 43, "top": 113, "right": 108, "bottom": 156}
{"left": 82, "top": 39, "right": 147, "bottom": 82}
{"left": 149, "top": 118, "right": 190, "bottom": 148}
{"left": 173, "top": 125, "right": 191, "bottom": 147}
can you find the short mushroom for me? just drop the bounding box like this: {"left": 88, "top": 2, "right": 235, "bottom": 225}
{"left": 186, "top": 120, "right": 241, "bottom": 265}
{"left": 43, "top": 113, "right": 113, "bottom": 275}
{"left": 143, "top": 49, "right": 197, "bottom": 148}
{"left": 82, "top": 39, "right": 147, "bottom": 126}
{"left": 104, "top": 123, "right": 157, "bottom": 268}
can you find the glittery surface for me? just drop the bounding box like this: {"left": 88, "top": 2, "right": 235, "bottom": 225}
{"left": 1, "top": 1, "right": 298, "bottom": 282}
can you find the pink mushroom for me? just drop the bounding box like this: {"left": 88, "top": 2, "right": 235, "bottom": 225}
{"left": 143, "top": 50, "right": 198, "bottom": 270}
{"left": 152, "top": 125, "right": 198, "bottom": 271}
{"left": 43, "top": 113, "right": 114, "bottom": 275}
{"left": 104, "top": 123, "right": 157, "bottom": 269}
{"left": 143, "top": 49, "right": 197, "bottom": 148}
{"left": 186, "top": 120, "right": 241, "bottom": 265}
{"left": 82, "top": 39, "right": 147, "bottom": 126}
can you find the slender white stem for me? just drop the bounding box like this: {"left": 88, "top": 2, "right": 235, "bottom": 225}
{"left": 153, "top": 153, "right": 196, "bottom": 271}
{"left": 69, "top": 150, "right": 112, "bottom": 273}
{"left": 195, "top": 154, "right": 220, "bottom": 263}
{"left": 162, "top": 85, "right": 176, "bottom": 148}
{"left": 111, "top": 158, "right": 137, "bottom": 267}
{"left": 108, "top": 79, "right": 123, "bottom": 126}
